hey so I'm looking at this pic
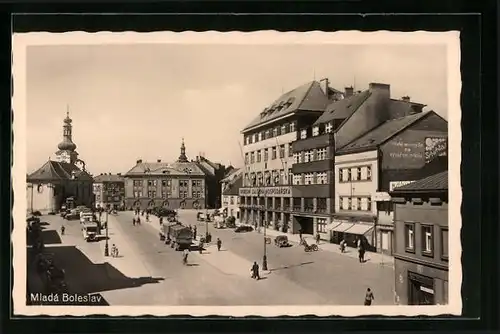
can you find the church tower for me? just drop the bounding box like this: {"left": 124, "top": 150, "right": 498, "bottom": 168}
{"left": 177, "top": 138, "right": 189, "bottom": 163}
{"left": 55, "top": 111, "right": 79, "bottom": 164}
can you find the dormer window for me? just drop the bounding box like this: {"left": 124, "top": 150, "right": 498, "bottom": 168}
{"left": 312, "top": 126, "right": 320, "bottom": 137}
{"left": 300, "top": 129, "right": 307, "bottom": 139}
{"left": 290, "top": 122, "right": 296, "bottom": 132}
{"left": 325, "top": 122, "right": 333, "bottom": 134}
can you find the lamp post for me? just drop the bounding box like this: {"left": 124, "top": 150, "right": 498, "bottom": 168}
{"left": 104, "top": 209, "right": 109, "bottom": 256}
{"left": 258, "top": 188, "right": 268, "bottom": 271}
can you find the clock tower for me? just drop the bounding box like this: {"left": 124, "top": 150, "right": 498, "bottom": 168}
{"left": 55, "top": 111, "right": 79, "bottom": 165}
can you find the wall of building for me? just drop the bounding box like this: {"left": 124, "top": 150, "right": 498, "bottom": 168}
{"left": 27, "top": 183, "right": 56, "bottom": 213}
{"left": 334, "top": 150, "right": 379, "bottom": 215}
{"left": 222, "top": 195, "right": 240, "bottom": 220}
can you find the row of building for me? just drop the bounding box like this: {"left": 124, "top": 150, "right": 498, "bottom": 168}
{"left": 27, "top": 113, "right": 232, "bottom": 214}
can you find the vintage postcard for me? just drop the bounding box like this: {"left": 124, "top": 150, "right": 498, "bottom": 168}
{"left": 12, "top": 30, "right": 461, "bottom": 317}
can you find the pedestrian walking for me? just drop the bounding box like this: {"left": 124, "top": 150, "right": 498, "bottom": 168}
{"left": 340, "top": 239, "right": 346, "bottom": 253}
{"left": 159, "top": 217, "right": 163, "bottom": 226}
{"left": 132, "top": 218, "right": 136, "bottom": 226}
{"left": 217, "top": 238, "right": 222, "bottom": 251}
{"left": 60, "top": 225, "right": 65, "bottom": 236}
{"left": 251, "top": 261, "right": 260, "bottom": 280}
{"left": 299, "top": 229, "right": 303, "bottom": 241}
{"left": 193, "top": 226, "right": 197, "bottom": 240}
{"left": 315, "top": 233, "right": 320, "bottom": 245}
{"left": 364, "top": 288, "right": 375, "bottom": 305}
{"left": 146, "top": 213, "right": 150, "bottom": 222}
{"left": 198, "top": 240, "right": 203, "bottom": 254}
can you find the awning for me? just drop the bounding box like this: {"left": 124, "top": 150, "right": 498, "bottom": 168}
{"left": 345, "top": 224, "right": 374, "bottom": 235}
{"left": 331, "top": 222, "right": 354, "bottom": 232}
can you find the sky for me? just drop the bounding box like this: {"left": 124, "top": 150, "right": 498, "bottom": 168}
{"left": 26, "top": 43, "right": 448, "bottom": 175}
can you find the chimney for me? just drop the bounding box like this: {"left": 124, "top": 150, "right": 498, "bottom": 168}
{"left": 345, "top": 86, "right": 354, "bottom": 97}
{"left": 319, "top": 78, "right": 329, "bottom": 97}
{"left": 157, "top": 159, "right": 161, "bottom": 163}
{"left": 368, "top": 82, "right": 390, "bottom": 99}
{"left": 402, "top": 96, "right": 411, "bottom": 102}
{"left": 136, "top": 159, "right": 142, "bottom": 164}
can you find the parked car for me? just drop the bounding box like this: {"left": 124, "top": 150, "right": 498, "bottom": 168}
{"left": 225, "top": 216, "right": 237, "bottom": 228}
{"left": 234, "top": 225, "right": 253, "bottom": 233}
{"left": 65, "top": 209, "right": 80, "bottom": 220}
{"left": 197, "top": 212, "right": 205, "bottom": 221}
{"left": 274, "top": 235, "right": 291, "bottom": 248}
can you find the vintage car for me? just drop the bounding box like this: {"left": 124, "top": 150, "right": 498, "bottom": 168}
{"left": 196, "top": 212, "right": 205, "bottom": 222}
{"left": 274, "top": 235, "right": 291, "bottom": 248}
{"left": 65, "top": 209, "right": 80, "bottom": 221}
{"left": 225, "top": 216, "right": 237, "bottom": 228}
{"left": 234, "top": 225, "right": 253, "bottom": 233}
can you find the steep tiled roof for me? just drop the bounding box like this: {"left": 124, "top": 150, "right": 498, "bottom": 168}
{"left": 242, "top": 81, "right": 330, "bottom": 131}
{"left": 337, "top": 111, "right": 432, "bottom": 154}
{"left": 221, "top": 168, "right": 242, "bottom": 182}
{"left": 222, "top": 174, "right": 243, "bottom": 196}
{"left": 389, "top": 99, "right": 426, "bottom": 119}
{"left": 93, "top": 174, "right": 125, "bottom": 183}
{"left": 125, "top": 161, "right": 206, "bottom": 176}
{"left": 314, "top": 90, "right": 372, "bottom": 125}
{"left": 27, "top": 160, "right": 93, "bottom": 182}
{"left": 392, "top": 171, "right": 448, "bottom": 192}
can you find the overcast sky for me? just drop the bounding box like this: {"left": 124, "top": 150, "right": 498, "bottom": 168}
{"left": 26, "top": 43, "right": 448, "bottom": 175}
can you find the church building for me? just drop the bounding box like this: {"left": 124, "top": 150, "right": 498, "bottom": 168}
{"left": 26, "top": 112, "right": 93, "bottom": 213}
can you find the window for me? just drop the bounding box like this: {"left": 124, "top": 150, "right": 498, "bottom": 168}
{"left": 273, "top": 127, "right": 278, "bottom": 137}
{"left": 257, "top": 150, "right": 262, "bottom": 162}
{"left": 278, "top": 145, "right": 285, "bottom": 158}
{"left": 312, "top": 126, "right": 320, "bottom": 136}
{"left": 230, "top": 197, "right": 234, "bottom": 205}
{"left": 288, "top": 169, "right": 293, "bottom": 185}
{"left": 279, "top": 169, "right": 285, "bottom": 185}
{"left": 347, "top": 197, "right": 352, "bottom": 210}
{"left": 161, "top": 191, "right": 167, "bottom": 198}
{"left": 288, "top": 143, "right": 293, "bottom": 157}
{"left": 265, "top": 130, "right": 270, "bottom": 139}
{"left": 347, "top": 169, "right": 352, "bottom": 181}
{"left": 405, "top": 223, "right": 415, "bottom": 252}
{"left": 245, "top": 136, "right": 250, "bottom": 145}
{"left": 250, "top": 152, "right": 255, "bottom": 163}
{"left": 252, "top": 134, "right": 256, "bottom": 143}
{"left": 317, "top": 218, "right": 327, "bottom": 233}
{"left": 316, "top": 172, "right": 327, "bottom": 184}
{"left": 281, "top": 124, "right": 287, "bottom": 134}
{"left": 304, "top": 173, "right": 314, "bottom": 185}
{"left": 367, "top": 197, "right": 372, "bottom": 212}
{"left": 441, "top": 228, "right": 449, "bottom": 260}
{"left": 325, "top": 122, "right": 333, "bottom": 133}
{"left": 355, "top": 167, "right": 362, "bottom": 181}
{"left": 161, "top": 180, "right": 171, "bottom": 187}
{"left": 422, "top": 225, "right": 433, "bottom": 256}
{"left": 258, "top": 132, "right": 262, "bottom": 141}
{"left": 307, "top": 150, "right": 315, "bottom": 162}
{"left": 245, "top": 153, "right": 249, "bottom": 164}
{"left": 290, "top": 122, "right": 295, "bottom": 132}
{"left": 293, "top": 174, "right": 302, "bottom": 185}
{"left": 272, "top": 147, "right": 277, "bottom": 159}
{"left": 133, "top": 180, "right": 142, "bottom": 187}
{"left": 257, "top": 173, "right": 263, "bottom": 186}
{"left": 317, "top": 148, "right": 327, "bottom": 160}
{"left": 293, "top": 153, "right": 300, "bottom": 164}
{"left": 366, "top": 166, "right": 372, "bottom": 180}
{"left": 300, "top": 129, "right": 307, "bottom": 139}
{"left": 148, "top": 191, "right": 156, "bottom": 198}
{"left": 264, "top": 149, "right": 269, "bottom": 161}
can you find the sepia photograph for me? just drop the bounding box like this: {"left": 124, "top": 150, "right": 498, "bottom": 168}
{"left": 12, "top": 31, "right": 461, "bottom": 317}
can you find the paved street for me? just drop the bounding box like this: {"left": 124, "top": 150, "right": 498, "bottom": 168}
{"left": 29, "top": 210, "right": 395, "bottom": 306}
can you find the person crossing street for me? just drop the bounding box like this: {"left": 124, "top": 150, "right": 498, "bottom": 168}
{"left": 216, "top": 238, "right": 222, "bottom": 251}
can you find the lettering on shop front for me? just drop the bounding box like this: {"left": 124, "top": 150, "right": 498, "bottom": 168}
{"left": 239, "top": 187, "right": 292, "bottom": 197}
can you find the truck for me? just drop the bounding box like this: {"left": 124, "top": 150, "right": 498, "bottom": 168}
{"left": 159, "top": 223, "right": 193, "bottom": 251}
{"left": 82, "top": 222, "right": 99, "bottom": 242}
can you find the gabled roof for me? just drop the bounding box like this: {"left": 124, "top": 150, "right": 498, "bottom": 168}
{"left": 314, "top": 90, "right": 372, "bottom": 126}
{"left": 242, "top": 81, "right": 330, "bottom": 132}
{"left": 222, "top": 174, "right": 243, "bottom": 196}
{"left": 125, "top": 161, "right": 206, "bottom": 177}
{"left": 336, "top": 111, "right": 432, "bottom": 155}
{"left": 391, "top": 171, "right": 448, "bottom": 192}
{"left": 221, "top": 168, "right": 242, "bottom": 182}
{"left": 27, "top": 160, "right": 93, "bottom": 182}
{"left": 93, "top": 174, "right": 125, "bottom": 183}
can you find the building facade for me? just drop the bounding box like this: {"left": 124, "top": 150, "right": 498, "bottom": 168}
{"left": 221, "top": 173, "right": 243, "bottom": 221}
{"left": 334, "top": 110, "right": 448, "bottom": 253}
{"left": 391, "top": 171, "right": 448, "bottom": 305}
{"left": 27, "top": 112, "right": 93, "bottom": 213}
{"left": 124, "top": 139, "right": 209, "bottom": 210}
{"left": 195, "top": 155, "right": 227, "bottom": 209}
{"left": 93, "top": 173, "right": 126, "bottom": 210}
{"left": 239, "top": 80, "right": 342, "bottom": 232}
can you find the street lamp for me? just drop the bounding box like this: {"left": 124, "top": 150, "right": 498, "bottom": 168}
{"left": 104, "top": 210, "right": 109, "bottom": 256}
{"left": 258, "top": 188, "right": 268, "bottom": 271}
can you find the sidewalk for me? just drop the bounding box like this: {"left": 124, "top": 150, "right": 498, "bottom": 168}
{"left": 99, "top": 214, "right": 153, "bottom": 278}
{"left": 256, "top": 227, "right": 395, "bottom": 268}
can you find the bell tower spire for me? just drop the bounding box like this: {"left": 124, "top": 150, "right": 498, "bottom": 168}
{"left": 56, "top": 107, "right": 79, "bottom": 164}
{"left": 177, "top": 137, "right": 189, "bottom": 163}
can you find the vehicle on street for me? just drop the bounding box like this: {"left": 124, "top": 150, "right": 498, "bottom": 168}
{"left": 82, "top": 222, "right": 99, "bottom": 242}
{"left": 234, "top": 225, "right": 254, "bottom": 233}
{"left": 214, "top": 215, "right": 225, "bottom": 228}
{"left": 225, "top": 216, "right": 237, "bottom": 228}
{"left": 300, "top": 239, "right": 319, "bottom": 252}
{"left": 274, "top": 235, "right": 291, "bottom": 248}
{"left": 197, "top": 212, "right": 206, "bottom": 221}
{"left": 168, "top": 224, "right": 193, "bottom": 251}
{"left": 65, "top": 209, "right": 80, "bottom": 220}
{"left": 159, "top": 221, "right": 180, "bottom": 241}
{"left": 80, "top": 212, "right": 94, "bottom": 224}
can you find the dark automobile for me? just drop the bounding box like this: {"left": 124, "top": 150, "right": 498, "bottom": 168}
{"left": 274, "top": 235, "right": 291, "bottom": 248}
{"left": 234, "top": 225, "right": 253, "bottom": 233}
{"left": 225, "top": 216, "right": 237, "bottom": 228}
{"left": 65, "top": 209, "right": 80, "bottom": 220}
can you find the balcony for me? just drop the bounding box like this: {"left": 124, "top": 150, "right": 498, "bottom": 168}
{"left": 292, "top": 133, "right": 334, "bottom": 152}
{"left": 292, "top": 159, "right": 332, "bottom": 174}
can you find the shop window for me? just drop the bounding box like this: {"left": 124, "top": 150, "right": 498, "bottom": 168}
{"left": 317, "top": 218, "right": 327, "bottom": 233}
{"left": 421, "top": 225, "right": 434, "bottom": 257}
{"left": 288, "top": 143, "right": 293, "bottom": 157}
{"left": 405, "top": 223, "right": 415, "bottom": 252}
{"left": 441, "top": 228, "right": 449, "bottom": 260}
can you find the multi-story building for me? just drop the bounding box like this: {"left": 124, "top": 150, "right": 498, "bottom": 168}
{"left": 239, "top": 79, "right": 343, "bottom": 232}
{"left": 391, "top": 171, "right": 448, "bottom": 305}
{"left": 93, "top": 173, "right": 125, "bottom": 210}
{"left": 27, "top": 112, "right": 93, "bottom": 213}
{"left": 221, "top": 172, "right": 243, "bottom": 221}
{"left": 333, "top": 110, "right": 448, "bottom": 252}
{"left": 123, "top": 139, "right": 208, "bottom": 210}
{"left": 195, "top": 155, "right": 227, "bottom": 209}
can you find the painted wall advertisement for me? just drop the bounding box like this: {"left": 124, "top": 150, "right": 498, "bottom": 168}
{"left": 239, "top": 186, "right": 292, "bottom": 197}
{"left": 425, "top": 137, "right": 448, "bottom": 163}
{"left": 387, "top": 140, "right": 424, "bottom": 160}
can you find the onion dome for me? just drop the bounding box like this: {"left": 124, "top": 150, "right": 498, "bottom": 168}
{"left": 58, "top": 138, "right": 77, "bottom": 151}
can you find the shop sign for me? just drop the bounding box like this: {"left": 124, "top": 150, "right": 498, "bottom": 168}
{"left": 239, "top": 186, "right": 292, "bottom": 197}
{"left": 389, "top": 180, "right": 416, "bottom": 191}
